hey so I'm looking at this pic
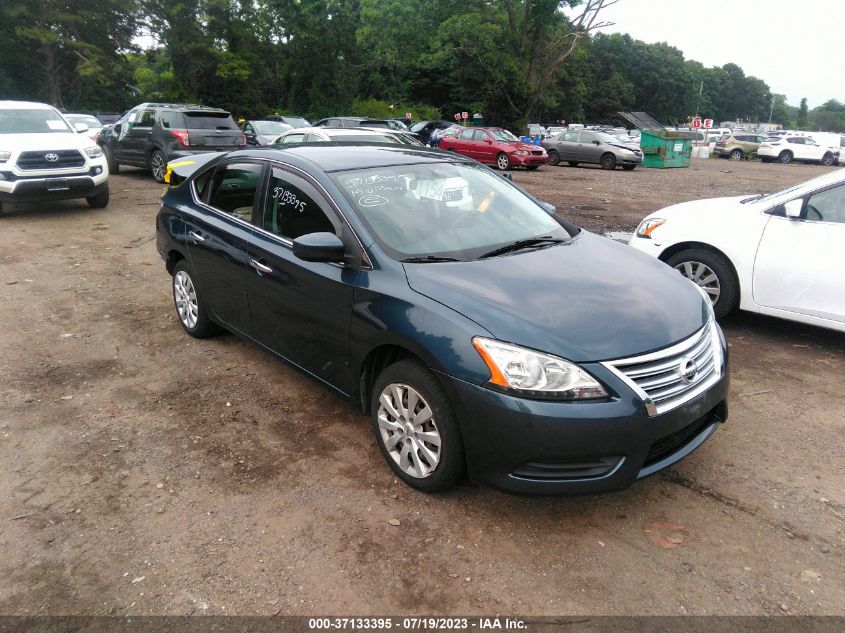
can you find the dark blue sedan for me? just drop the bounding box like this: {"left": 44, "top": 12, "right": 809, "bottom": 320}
{"left": 156, "top": 144, "right": 728, "bottom": 494}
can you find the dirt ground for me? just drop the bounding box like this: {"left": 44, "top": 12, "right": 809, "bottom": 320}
{"left": 1, "top": 158, "right": 843, "bottom": 617}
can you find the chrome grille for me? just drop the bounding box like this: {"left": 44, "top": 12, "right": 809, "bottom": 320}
{"left": 602, "top": 321, "right": 722, "bottom": 416}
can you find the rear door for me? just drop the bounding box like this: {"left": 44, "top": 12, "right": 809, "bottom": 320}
{"left": 753, "top": 183, "right": 845, "bottom": 324}
{"left": 453, "top": 128, "right": 477, "bottom": 159}
{"left": 557, "top": 131, "right": 579, "bottom": 161}
{"left": 183, "top": 111, "right": 244, "bottom": 152}
{"left": 183, "top": 161, "right": 265, "bottom": 335}
{"left": 246, "top": 166, "right": 361, "bottom": 393}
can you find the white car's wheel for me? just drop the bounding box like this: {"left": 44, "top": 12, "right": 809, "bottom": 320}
{"left": 665, "top": 249, "right": 738, "bottom": 320}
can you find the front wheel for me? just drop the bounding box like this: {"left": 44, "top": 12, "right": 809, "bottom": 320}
{"left": 547, "top": 150, "right": 560, "bottom": 166}
{"left": 86, "top": 187, "right": 110, "bottom": 208}
{"left": 729, "top": 149, "right": 743, "bottom": 160}
{"left": 665, "top": 248, "right": 738, "bottom": 320}
{"left": 172, "top": 260, "right": 219, "bottom": 338}
{"left": 103, "top": 146, "right": 119, "bottom": 174}
{"left": 150, "top": 150, "right": 167, "bottom": 183}
{"left": 600, "top": 153, "right": 616, "bottom": 170}
{"left": 495, "top": 152, "right": 510, "bottom": 171}
{"left": 371, "top": 359, "right": 465, "bottom": 492}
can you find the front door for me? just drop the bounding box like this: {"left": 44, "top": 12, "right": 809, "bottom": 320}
{"left": 246, "top": 166, "right": 360, "bottom": 393}
{"left": 577, "top": 131, "right": 603, "bottom": 163}
{"left": 753, "top": 183, "right": 845, "bottom": 324}
{"left": 124, "top": 107, "right": 156, "bottom": 165}
{"left": 474, "top": 129, "right": 495, "bottom": 164}
{"left": 184, "top": 161, "right": 265, "bottom": 335}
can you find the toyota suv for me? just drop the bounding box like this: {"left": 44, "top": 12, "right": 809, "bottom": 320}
{"left": 98, "top": 103, "right": 244, "bottom": 182}
{"left": 0, "top": 100, "right": 110, "bottom": 213}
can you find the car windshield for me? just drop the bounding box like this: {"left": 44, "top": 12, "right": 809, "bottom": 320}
{"left": 410, "top": 121, "right": 428, "bottom": 133}
{"left": 283, "top": 117, "right": 309, "bottom": 128}
{"left": 332, "top": 161, "right": 571, "bottom": 261}
{"left": 0, "top": 108, "right": 72, "bottom": 134}
{"left": 490, "top": 129, "right": 519, "bottom": 142}
{"left": 183, "top": 112, "right": 237, "bottom": 130}
{"left": 252, "top": 120, "right": 291, "bottom": 135}
{"left": 65, "top": 114, "right": 102, "bottom": 129}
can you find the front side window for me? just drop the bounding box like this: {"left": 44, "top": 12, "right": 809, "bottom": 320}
{"left": 805, "top": 185, "right": 845, "bottom": 224}
{"left": 138, "top": 109, "right": 156, "bottom": 127}
{"left": 475, "top": 130, "right": 491, "bottom": 141}
{"left": 263, "top": 168, "right": 336, "bottom": 240}
{"left": 580, "top": 132, "right": 598, "bottom": 144}
{"left": 0, "top": 108, "right": 72, "bottom": 134}
{"left": 206, "top": 163, "right": 264, "bottom": 223}
{"left": 331, "top": 161, "right": 571, "bottom": 261}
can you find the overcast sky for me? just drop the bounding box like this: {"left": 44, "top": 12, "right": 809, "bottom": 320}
{"left": 591, "top": 0, "right": 845, "bottom": 108}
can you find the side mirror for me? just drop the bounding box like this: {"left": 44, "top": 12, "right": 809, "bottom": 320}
{"left": 292, "top": 232, "right": 345, "bottom": 262}
{"left": 484, "top": 138, "right": 493, "bottom": 144}
{"left": 784, "top": 199, "right": 803, "bottom": 219}
{"left": 74, "top": 122, "right": 89, "bottom": 133}
{"left": 539, "top": 201, "right": 557, "bottom": 216}
{"left": 593, "top": 140, "right": 600, "bottom": 145}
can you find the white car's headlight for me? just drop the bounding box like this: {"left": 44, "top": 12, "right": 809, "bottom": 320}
{"left": 473, "top": 337, "right": 608, "bottom": 399}
{"left": 0, "top": 150, "right": 10, "bottom": 162}
{"left": 84, "top": 146, "right": 103, "bottom": 158}
{"left": 635, "top": 217, "right": 665, "bottom": 238}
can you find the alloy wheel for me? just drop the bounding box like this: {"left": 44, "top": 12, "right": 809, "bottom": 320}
{"left": 496, "top": 154, "right": 509, "bottom": 170}
{"left": 173, "top": 270, "right": 199, "bottom": 329}
{"left": 377, "top": 383, "right": 441, "bottom": 479}
{"left": 674, "top": 260, "right": 720, "bottom": 305}
{"left": 151, "top": 153, "right": 165, "bottom": 181}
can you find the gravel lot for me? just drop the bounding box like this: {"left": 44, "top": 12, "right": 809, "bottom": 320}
{"left": 1, "top": 158, "right": 843, "bottom": 616}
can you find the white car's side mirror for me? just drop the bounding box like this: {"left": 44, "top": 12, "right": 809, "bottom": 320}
{"left": 784, "top": 199, "right": 803, "bottom": 219}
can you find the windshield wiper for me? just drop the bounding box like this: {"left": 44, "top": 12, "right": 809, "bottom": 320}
{"left": 401, "top": 255, "right": 462, "bottom": 263}
{"left": 479, "top": 237, "right": 564, "bottom": 259}
{"left": 740, "top": 193, "right": 765, "bottom": 204}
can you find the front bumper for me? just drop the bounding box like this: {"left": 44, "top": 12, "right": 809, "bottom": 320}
{"left": 510, "top": 153, "right": 547, "bottom": 167}
{"left": 437, "top": 353, "right": 728, "bottom": 494}
{"left": 0, "top": 168, "right": 108, "bottom": 203}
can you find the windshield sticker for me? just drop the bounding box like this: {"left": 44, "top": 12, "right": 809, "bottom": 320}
{"left": 47, "top": 120, "right": 66, "bottom": 130}
{"left": 477, "top": 191, "right": 495, "bottom": 213}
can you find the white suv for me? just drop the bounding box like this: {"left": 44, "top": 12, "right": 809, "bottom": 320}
{"left": 0, "top": 101, "right": 110, "bottom": 213}
{"left": 757, "top": 135, "right": 837, "bottom": 165}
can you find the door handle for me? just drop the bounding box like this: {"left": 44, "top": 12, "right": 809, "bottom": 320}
{"left": 189, "top": 230, "right": 205, "bottom": 243}
{"left": 250, "top": 258, "right": 273, "bottom": 275}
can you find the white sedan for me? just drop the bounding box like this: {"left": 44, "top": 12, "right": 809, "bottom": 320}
{"left": 629, "top": 169, "right": 845, "bottom": 332}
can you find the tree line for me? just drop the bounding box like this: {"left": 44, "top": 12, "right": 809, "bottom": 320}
{"left": 1, "top": 0, "right": 842, "bottom": 132}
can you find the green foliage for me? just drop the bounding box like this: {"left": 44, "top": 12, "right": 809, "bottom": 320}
{"left": 351, "top": 99, "right": 441, "bottom": 121}
{"left": 797, "top": 98, "right": 809, "bottom": 129}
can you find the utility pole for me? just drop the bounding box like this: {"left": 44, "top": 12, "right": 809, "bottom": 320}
{"left": 768, "top": 96, "right": 774, "bottom": 123}
{"left": 694, "top": 80, "right": 703, "bottom": 117}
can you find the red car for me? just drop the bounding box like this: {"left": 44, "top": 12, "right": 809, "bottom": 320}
{"left": 439, "top": 127, "right": 546, "bottom": 170}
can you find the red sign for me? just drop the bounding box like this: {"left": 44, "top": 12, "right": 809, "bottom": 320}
{"left": 692, "top": 118, "right": 702, "bottom": 128}
{"left": 454, "top": 113, "right": 461, "bottom": 121}
{"left": 703, "top": 119, "right": 713, "bottom": 129}
{"left": 462, "top": 111, "right": 468, "bottom": 119}
{"left": 405, "top": 112, "right": 412, "bottom": 120}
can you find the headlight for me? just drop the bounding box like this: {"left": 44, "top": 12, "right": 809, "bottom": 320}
{"left": 472, "top": 337, "right": 608, "bottom": 399}
{"left": 0, "top": 151, "right": 10, "bottom": 162}
{"left": 514, "top": 150, "right": 529, "bottom": 155}
{"left": 635, "top": 217, "right": 665, "bottom": 238}
{"left": 84, "top": 146, "right": 103, "bottom": 158}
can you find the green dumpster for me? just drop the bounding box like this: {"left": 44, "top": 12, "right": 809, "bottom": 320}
{"left": 639, "top": 130, "right": 692, "bottom": 168}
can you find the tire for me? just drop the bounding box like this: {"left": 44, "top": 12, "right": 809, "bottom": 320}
{"left": 371, "top": 359, "right": 465, "bottom": 492}
{"left": 600, "top": 153, "right": 616, "bottom": 170}
{"left": 103, "top": 146, "right": 119, "bottom": 174}
{"left": 150, "top": 150, "right": 167, "bottom": 183}
{"left": 821, "top": 152, "right": 835, "bottom": 166}
{"left": 86, "top": 187, "right": 110, "bottom": 208}
{"left": 778, "top": 150, "right": 792, "bottom": 164}
{"left": 665, "top": 248, "right": 738, "bottom": 320}
{"left": 622, "top": 164, "right": 637, "bottom": 171}
{"left": 567, "top": 161, "right": 579, "bottom": 167}
{"left": 547, "top": 149, "right": 560, "bottom": 166}
{"left": 729, "top": 149, "right": 743, "bottom": 160}
{"left": 526, "top": 165, "right": 539, "bottom": 171}
{"left": 172, "top": 260, "right": 219, "bottom": 338}
{"left": 495, "top": 152, "right": 510, "bottom": 171}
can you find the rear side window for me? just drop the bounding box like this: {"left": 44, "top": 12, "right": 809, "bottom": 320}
{"left": 460, "top": 129, "right": 475, "bottom": 140}
{"left": 206, "top": 163, "right": 264, "bottom": 222}
{"left": 263, "top": 168, "right": 336, "bottom": 240}
{"left": 279, "top": 133, "right": 306, "bottom": 144}
{"left": 183, "top": 112, "right": 238, "bottom": 130}
{"left": 562, "top": 132, "right": 578, "bottom": 142}
{"left": 787, "top": 137, "right": 804, "bottom": 144}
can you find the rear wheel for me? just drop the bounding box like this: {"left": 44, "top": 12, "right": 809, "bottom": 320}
{"left": 547, "top": 150, "right": 560, "bottom": 166}
{"left": 821, "top": 152, "right": 835, "bottom": 166}
{"left": 150, "top": 150, "right": 167, "bottom": 183}
{"left": 495, "top": 152, "right": 510, "bottom": 171}
{"left": 600, "top": 153, "right": 616, "bottom": 170}
{"left": 172, "top": 260, "right": 219, "bottom": 338}
{"left": 729, "top": 149, "right": 744, "bottom": 160}
{"left": 665, "top": 248, "right": 738, "bottom": 319}
{"left": 86, "top": 187, "right": 110, "bottom": 209}
{"left": 778, "top": 150, "right": 793, "bottom": 164}
{"left": 371, "top": 359, "right": 465, "bottom": 492}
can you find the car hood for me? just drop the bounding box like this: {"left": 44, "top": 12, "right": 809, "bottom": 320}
{"left": 657, "top": 194, "right": 753, "bottom": 218}
{"left": 610, "top": 142, "right": 641, "bottom": 152}
{"left": 2, "top": 132, "right": 96, "bottom": 151}
{"left": 404, "top": 231, "right": 709, "bottom": 362}
{"left": 508, "top": 141, "right": 543, "bottom": 152}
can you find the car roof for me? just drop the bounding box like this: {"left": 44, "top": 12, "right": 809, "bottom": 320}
{"left": 223, "top": 144, "right": 474, "bottom": 172}
{"left": 0, "top": 100, "right": 57, "bottom": 110}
